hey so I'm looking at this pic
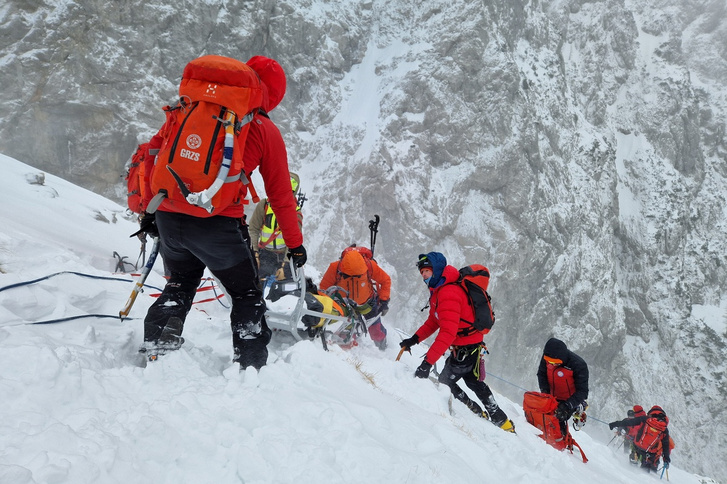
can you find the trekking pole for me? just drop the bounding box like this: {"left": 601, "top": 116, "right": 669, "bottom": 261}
{"left": 607, "top": 432, "right": 620, "bottom": 447}
{"left": 119, "top": 236, "right": 160, "bottom": 320}
{"left": 368, "top": 214, "right": 379, "bottom": 257}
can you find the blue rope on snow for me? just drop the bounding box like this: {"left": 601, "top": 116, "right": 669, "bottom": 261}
{"left": 0, "top": 271, "right": 164, "bottom": 293}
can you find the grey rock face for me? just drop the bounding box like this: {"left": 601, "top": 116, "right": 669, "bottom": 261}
{"left": 1, "top": 0, "right": 726, "bottom": 480}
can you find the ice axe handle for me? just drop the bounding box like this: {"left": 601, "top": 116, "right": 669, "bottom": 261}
{"left": 395, "top": 346, "right": 411, "bottom": 361}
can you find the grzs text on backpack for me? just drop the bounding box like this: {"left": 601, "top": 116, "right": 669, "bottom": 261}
{"left": 150, "top": 55, "right": 263, "bottom": 217}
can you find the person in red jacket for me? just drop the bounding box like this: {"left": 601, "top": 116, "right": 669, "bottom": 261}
{"left": 319, "top": 246, "right": 391, "bottom": 350}
{"left": 137, "top": 55, "right": 306, "bottom": 370}
{"left": 399, "top": 252, "right": 515, "bottom": 433}
{"left": 609, "top": 405, "right": 672, "bottom": 472}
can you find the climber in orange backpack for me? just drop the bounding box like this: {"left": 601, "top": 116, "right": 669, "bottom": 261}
{"left": 134, "top": 55, "right": 306, "bottom": 370}
{"left": 319, "top": 245, "right": 391, "bottom": 350}
{"left": 609, "top": 405, "right": 672, "bottom": 472}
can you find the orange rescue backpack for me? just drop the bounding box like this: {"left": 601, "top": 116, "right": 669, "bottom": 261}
{"left": 150, "top": 55, "right": 263, "bottom": 217}
{"left": 633, "top": 407, "right": 669, "bottom": 453}
{"left": 523, "top": 391, "right": 588, "bottom": 463}
{"left": 125, "top": 142, "right": 158, "bottom": 214}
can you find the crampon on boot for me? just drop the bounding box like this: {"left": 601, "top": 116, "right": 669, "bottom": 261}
{"left": 499, "top": 419, "right": 516, "bottom": 433}
{"left": 139, "top": 317, "right": 185, "bottom": 362}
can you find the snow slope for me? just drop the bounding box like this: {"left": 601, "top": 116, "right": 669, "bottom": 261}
{"left": 0, "top": 153, "right": 718, "bottom": 483}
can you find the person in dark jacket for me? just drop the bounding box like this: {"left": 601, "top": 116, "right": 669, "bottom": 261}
{"left": 399, "top": 252, "right": 515, "bottom": 433}
{"left": 609, "top": 405, "right": 672, "bottom": 472}
{"left": 537, "top": 337, "right": 589, "bottom": 435}
{"left": 618, "top": 405, "right": 646, "bottom": 453}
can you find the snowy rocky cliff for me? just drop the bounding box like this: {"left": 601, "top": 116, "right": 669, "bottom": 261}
{"left": 1, "top": 0, "right": 726, "bottom": 480}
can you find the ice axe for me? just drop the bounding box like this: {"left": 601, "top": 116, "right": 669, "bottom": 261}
{"left": 368, "top": 214, "right": 379, "bottom": 257}
{"left": 395, "top": 346, "right": 409, "bottom": 361}
{"left": 119, "top": 236, "right": 159, "bottom": 320}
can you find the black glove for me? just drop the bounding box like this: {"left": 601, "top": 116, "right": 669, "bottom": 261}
{"left": 131, "top": 212, "right": 159, "bottom": 238}
{"left": 663, "top": 456, "right": 670, "bottom": 465}
{"left": 555, "top": 401, "right": 573, "bottom": 421}
{"left": 287, "top": 245, "right": 307, "bottom": 267}
{"left": 379, "top": 299, "right": 389, "bottom": 316}
{"left": 399, "top": 334, "right": 419, "bottom": 350}
{"left": 608, "top": 421, "right": 618, "bottom": 431}
{"left": 415, "top": 360, "right": 432, "bottom": 379}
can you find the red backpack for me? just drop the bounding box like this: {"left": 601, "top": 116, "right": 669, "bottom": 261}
{"left": 125, "top": 142, "right": 158, "bottom": 214}
{"left": 453, "top": 265, "right": 496, "bottom": 336}
{"left": 150, "top": 55, "right": 263, "bottom": 217}
{"left": 633, "top": 407, "right": 669, "bottom": 453}
{"left": 523, "top": 391, "right": 588, "bottom": 463}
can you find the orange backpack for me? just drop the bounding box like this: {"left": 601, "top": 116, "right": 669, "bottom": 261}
{"left": 634, "top": 416, "right": 668, "bottom": 453}
{"left": 125, "top": 142, "right": 158, "bottom": 214}
{"left": 453, "top": 264, "right": 496, "bottom": 336}
{"left": 150, "top": 55, "right": 263, "bottom": 217}
{"left": 523, "top": 391, "right": 588, "bottom": 463}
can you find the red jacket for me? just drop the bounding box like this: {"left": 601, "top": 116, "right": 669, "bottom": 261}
{"left": 414, "top": 265, "right": 484, "bottom": 364}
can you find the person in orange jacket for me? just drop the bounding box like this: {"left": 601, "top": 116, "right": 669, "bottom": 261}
{"left": 399, "top": 251, "right": 515, "bottom": 433}
{"left": 319, "top": 246, "right": 391, "bottom": 350}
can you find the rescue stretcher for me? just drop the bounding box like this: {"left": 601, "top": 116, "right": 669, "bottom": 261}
{"left": 264, "top": 260, "right": 366, "bottom": 348}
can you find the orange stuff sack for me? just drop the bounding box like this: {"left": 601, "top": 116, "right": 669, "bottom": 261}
{"left": 151, "top": 55, "right": 263, "bottom": 217}
{"left": 523, "top": 391, "right": 588, "bottom": 463}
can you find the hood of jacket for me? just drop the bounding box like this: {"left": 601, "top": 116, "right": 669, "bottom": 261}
{"left": 246, "top": 55, "right": 286, "bottom": 113}
{"left": 419, "top": 251, "right": 447, "bottom": 288}
{"left": 543, "top": 337, "right": 569, "bottom": 362}
{"left": 339, "top": 250, "right": 368, "bottom": 276}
